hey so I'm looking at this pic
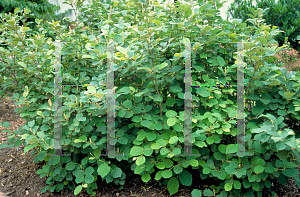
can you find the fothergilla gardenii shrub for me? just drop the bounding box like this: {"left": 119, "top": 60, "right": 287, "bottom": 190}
{"left": 0, "top": 0, "right": 300, "bottom": 196}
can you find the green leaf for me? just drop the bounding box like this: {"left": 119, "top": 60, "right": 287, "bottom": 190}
{"left": 162, "top": 170, "right": 172, "bottom": 178}
{"left": 284, "top": 92, "right": 295, "bottom": 99}
{"left": 252, "top": 182, "right": 260, "bottom": 191}
{"left": 79, "top": 135, "right": 87, "bottom": 142}
{"left": 155, "top": 139, "right": 165, "bottom": 147}
{"left": 18, "top": 62, "right": 26, "bottom": 68}
{"left": 166, "top": 110, "right": 177, "bottom": 118}
{"left": 141, "top": 120, "right": 151, "bottom": 128}
{"left": 3, "top": 122, "right": 9, "bottom": 128}
{"left": 170, "top": 86, "right": 183, "bottom": 93}
{"left": 218, "top": 144, "right": 226, "bottom": 154}
{"left": 85, "top": 166, "right": 94, "bottom": 175}
{"left": 265, "top": 165, "right": 275, "bottom": 173}
{"left": 254, "top": 165, "right": 265, "bottom": 173}
{"left": 153, "top": 20, "right": 161, "bottom": 25}
{"left": 74, "top": 139, "right": 83, "bottom": 143}
{"left": 160, "top": 148, "right": 169, "bottom": 155}
{"left": 213, "top": 152, "right": 223, "bottom": 160}
{"left": 206, "top": 137, "right": 214, "bottom": 145}
{"left": 143, "top": 114, "right": 152, "bottom": 120}
{"left": 252, "top": 105, "right": 264, "bottom": 116}
{"left": 23, "top": 92, "right": 28, "bottom": 98}
{"left": 233, "top": 180, "right": 241, "bottom": 189}
{"left": 97, "top": 163, "right": 110, "bottom": 178}
{"left": 190, "top": 159, "right": 198, "bottom": 167}
{"left": 226, "top": 144, "right": 236, "bottom": 154}
{"left": 88, "top": 35, "right": 95, "bottom": 41}
{"left": 130, "top": 146, "right": 143, "bottom": 156}
{"left": 119, "top": 86, "right": 131, "bottom": 93}
{"left": 229, "top": 110, "right": 237, "bottom": 118}
{"left": 282, "top": 168, "right": 299, "bottom": 177}
{"left": 167, "top": 117, "right": 176, "bottom": 126}
{"left": 142, "top": 173, "right": 151, "bottom": 182}
{"left": 123, "top": 100, "right": 132, "bottom": 109}
{"left": 179, "top": 170, "right": 192, "bottom": 186}
{"left": 40, "top": 124, "right": 49, "bottom": 131}
{"left": 154, "top": 122, "right": 163, "bottom": 130}
{"left": 74, "top": 185, "right": 82, "bottom": 195}
{"left": 173, "top": 123, "right": 183, "bottom": 132}
{"left": 75, "top": 175, "right": 84, "bottom": 183}
{"left": 224, "top": 182, "right": 232, "bottom": 191}
{"left": 24, "top": 144, "right": 38, "bottom": 154}
{"left": 191, "top": 189, "right": 202, "bottom": 197}
{"left": 173, "top": 165, "right": 183, "bottom": 174}
{"left": 143, "top": 145, "right": 153, "bottom": 156}
{"left": 172, "top": 148, "right": 181, "bottom": 155}
{"left": 203, "top": 188, "right": 213, "bottom": 196}
{"left": 85, "top": 174, "right": 94, "bottom": 184}
{"left": 28, "top": 120, "right": 35, "bottom": 128}
{"left": 167, "top": 177, "right": 179, "bottom": 196}
{"left": 217, "top": 56, "right": 225, "bottom": 67}
{"left": 203, "top": 168, "right": 211, "bottom": 174}
{"left": 118, "top": 137, "right": 128, "bottom": 144}
{"left": 65, "top": 162, "right": 76, "bottom": 171}
{"left": 166, "top": 98, "right": 176, "bottom": 106}
{"left": 199, "top": 90, "right": 210, "bottom": 97}
{"left": 0, "top": 142, "right": 8, "bottom": 149}
{"left": 200, "top": 52, "right": 207, "bottom": 58}
{"left": 111, "top": 167, "right": 122, "bottom": 178}
{"left": 208, "top": 116, "right": 216, "bottom": 124}
{"left": 136, "top": 156, "right": 146, "bottom": 165}
{"left": 156, "top": 62, "right": 168, "bottom": 70}
{"left": 169, "top": 136, "right": 179, "bottom": 144}
{"left": 156, "top": 162, "right": 165, "bottom": 169}
{"left": 146, "top": 132, "right": 157, "bottom": 141}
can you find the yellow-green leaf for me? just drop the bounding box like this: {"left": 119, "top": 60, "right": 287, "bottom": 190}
{"left": 18, "top": 62, "right": 26, "bottom": 68}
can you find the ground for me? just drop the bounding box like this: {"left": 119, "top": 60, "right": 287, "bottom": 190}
{"left": 0, "top": 97, "right": 299, "bottom": 197}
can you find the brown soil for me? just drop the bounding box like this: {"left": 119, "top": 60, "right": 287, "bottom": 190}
{"left": 0, "top": 97, "right": 299, "bottom": 197}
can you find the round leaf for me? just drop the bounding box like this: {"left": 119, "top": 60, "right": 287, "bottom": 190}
{"left": 130, "top": 146, "right": 143, "bottom": 156}
{"left": 169, "top": 136, "right": 179, "bottom": 144}
{"left": 167, "top": 117, "right": 176, "bottom": 126}
{"left": 136, "top": 156, "right": 146, "bottom": 166}
{"left": 224, "top": 182, "right": 232, "bottom": 191}
{"left": 142, "top": 173, "right": 151, "bottom": 182}
{"left": 162, "top": 170, "right": 172, "bottom": 178}
{"left": 166, "top": 110, "right": 177, "bottom": 118}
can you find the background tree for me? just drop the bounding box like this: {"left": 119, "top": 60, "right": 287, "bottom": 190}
{"left": 0, "top": 0, "right": 73, "bottom": 48}
{"left": 227, "top": 0, "right": 300, "bottom": 51}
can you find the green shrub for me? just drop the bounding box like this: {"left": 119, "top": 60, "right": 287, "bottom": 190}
{"left": 227, "top": 0, "right": 300, "bottom": 52}
{"left": 0, "top": 0, "right": 300, "bottom": 196}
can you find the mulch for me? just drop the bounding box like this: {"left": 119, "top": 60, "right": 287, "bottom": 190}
{"left": 0, "top": 96, "right": 299, "bottom": 197}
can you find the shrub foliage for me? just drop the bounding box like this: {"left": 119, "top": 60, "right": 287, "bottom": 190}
{"left": 0, "top": 0, "right": 300, "bottom": 196}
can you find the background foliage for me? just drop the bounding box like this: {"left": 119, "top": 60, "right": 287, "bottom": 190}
{"left": 0, "top": 0, "right": 73, "bottom": 49}
{"left": 227, "top": 0, "right": 300, "bottom": 52}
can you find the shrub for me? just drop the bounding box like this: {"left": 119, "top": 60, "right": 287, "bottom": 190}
{"left": 272, "top": 43, "right": 300, "bottom": 72}
{"left": 0, "top": 0, "right": 300, "bottom": 197}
